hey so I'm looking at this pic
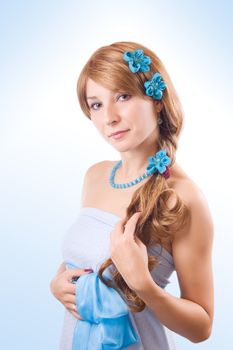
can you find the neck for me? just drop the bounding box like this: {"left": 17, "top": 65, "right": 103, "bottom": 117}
{"left": 118, "top": 145, "right": 159, "bottom": 183}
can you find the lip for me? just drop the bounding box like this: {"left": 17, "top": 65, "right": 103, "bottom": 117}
{"left": 109, "top": 129, "right": 130, "bottom": 137}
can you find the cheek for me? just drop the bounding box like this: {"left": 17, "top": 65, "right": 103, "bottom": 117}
{"left": 131, "top": 103, "right": 157, "bottom": 129}
{"left": 92, "top": 119, "right": 110, "bottom": 140}
{"left": 92, "top": 119, "right": 103, "bottom": 130}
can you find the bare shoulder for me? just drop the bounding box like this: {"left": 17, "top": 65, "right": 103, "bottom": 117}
{"left": 168, "top": 162, "right": 214, "bottom": 248}
{"left": 84, "top": 160, "right": 108, "bottom": 180}
{"left": 80, "top": 160, "right": 109, "bottom": 206}
{"left": 169, "top": 163, "right": 213, "bottom": 217}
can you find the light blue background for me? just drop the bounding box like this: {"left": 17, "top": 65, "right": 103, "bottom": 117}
{"left": 0, "top": 1, "right": 232, "bottom": 349}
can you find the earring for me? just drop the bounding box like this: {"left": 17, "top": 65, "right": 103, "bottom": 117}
{"left": 158, "top": 117, "right": 163, "bottom": 125}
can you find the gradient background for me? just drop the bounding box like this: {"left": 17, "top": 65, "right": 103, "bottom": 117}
{"left": 0, "top": 1, "right": 232, "bottom": 349}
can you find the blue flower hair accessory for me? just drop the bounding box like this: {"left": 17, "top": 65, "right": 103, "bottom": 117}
{"left": 123, "top": 49, "right": 151, "bottom": 73}
{"left": 146, "top": 149, "right": 171, "bottom": 179}
{"left": 144, "top": 72, "right": 166, "bottom": 101}
{"left": 123, "top": 48, "right": 166, "bottom": 101}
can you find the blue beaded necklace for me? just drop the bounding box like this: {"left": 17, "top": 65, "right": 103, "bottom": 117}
{"left": 109, "top": 149, "right": 172, "bottom": 189}
{"left": 109, "top": 160, "right": 152, "bottom": 189}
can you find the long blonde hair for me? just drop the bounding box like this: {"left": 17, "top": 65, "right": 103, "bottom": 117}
{"left": 77, "top": 41, "right": 190, "bottom": 312}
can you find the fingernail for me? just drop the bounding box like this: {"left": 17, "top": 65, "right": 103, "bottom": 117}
{"left": 84, "top": 268, "right": 93, "bottom": 272}
{"left": 71, "top": 276, "right": 80, "bottom": 282}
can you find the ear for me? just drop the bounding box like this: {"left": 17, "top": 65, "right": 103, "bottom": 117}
{"left": 154, "top": 101, "right": 163, "bottom": 113}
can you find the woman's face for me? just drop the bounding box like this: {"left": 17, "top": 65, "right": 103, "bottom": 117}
{"left": 86, "top": 78, "right": 161, "bottom": 151}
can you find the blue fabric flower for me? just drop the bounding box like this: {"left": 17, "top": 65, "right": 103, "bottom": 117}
{"left": 146, "top": 149, "right": 171, "bottom": 175}
{"left": 144, "top": 72, "right": 166, "bottom": 100}
{"left": 123, "top": 48, "right": 151, "bottom": 73}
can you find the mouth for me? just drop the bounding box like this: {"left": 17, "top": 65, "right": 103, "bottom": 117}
{"left": 109, "top": 129, "right": 130, "bottom": 137}
{"left": 109, "top": 129, "right": 130, "bottom": 140}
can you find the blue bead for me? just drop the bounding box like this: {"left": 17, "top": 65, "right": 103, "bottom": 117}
{"left": 109, "top": 151, "right": 169, "bottom": 189}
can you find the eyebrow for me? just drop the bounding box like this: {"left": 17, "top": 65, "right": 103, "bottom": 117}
{"left": 87, "top": 91, "right": 128, "bottom": 100}
{"left": 87, "top": 96, "right": 98, "bottom": 100}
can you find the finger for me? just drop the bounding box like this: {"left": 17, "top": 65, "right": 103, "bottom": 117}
{"left": 110, "top": 224, "right": 122, "bottom": 248}
{"left": 64, "top": 294, "right": 76, "bottom": 304}
{"left": 134, "top": 235, "right": 147, "bottom": 249}
{"left": 66, "top": 302, "right": 78, "bottom": 313}
{"left": 114, "top": 218, "right": 127, "bottom": 234}
{"left": 69, "top": 310, "right": 80, "bottom": 320}
{"left": 67, "top": 304, "right": 82, "bottom": 320}
{"left": 124, "top": 212, "right": 142, "bottom": 239}
{"left": 70, "top": 305, "right": 82, "bottom": 321}
{"left": 72, "top": 311, "right": 82, "bottom": 320}
{"left": 64, "top": 281, "right": 76, "bottom": 295}
{"left": 66, "top": 268, "right": 93, "bottom": 278}
{"left": 65, "top": 268, "right": 93, "bottom": 282}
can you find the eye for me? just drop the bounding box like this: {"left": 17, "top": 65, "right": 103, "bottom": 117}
{"left": 118, "top": 93, "right": 131, "bottom": 101}
{"left": 90, "top": 102, "right": 101, "bottom": 111}
{"left": 89, "top": 94, "right": 131, "bottom": 111}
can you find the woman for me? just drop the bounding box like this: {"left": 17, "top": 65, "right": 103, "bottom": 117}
{"left": 50, "top": 41, "right": 214, "bottom": 350}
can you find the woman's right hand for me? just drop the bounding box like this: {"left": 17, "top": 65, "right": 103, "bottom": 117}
{"left": 50, "top": 263, "right": 93, "bottom": 320}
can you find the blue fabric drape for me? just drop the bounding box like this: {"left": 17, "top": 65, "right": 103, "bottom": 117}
{"left": 66, "top": 262, "right": 140, "bottom": 350}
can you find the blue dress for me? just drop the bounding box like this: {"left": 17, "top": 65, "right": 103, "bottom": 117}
{"left": 59, "top": 207, "right": 177, "bottom": 350}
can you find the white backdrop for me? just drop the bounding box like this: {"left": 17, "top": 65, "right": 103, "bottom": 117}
{"left": 0, "top": 1, "right": 232, "bottom": 349}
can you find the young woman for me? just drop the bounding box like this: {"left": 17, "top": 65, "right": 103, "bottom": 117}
{"left": 50, "top": 41, "right": 214, "bottom": 350}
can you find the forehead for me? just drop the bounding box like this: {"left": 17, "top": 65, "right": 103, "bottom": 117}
{"left": 86, "top": 79, "right": 117, "bottom": 100}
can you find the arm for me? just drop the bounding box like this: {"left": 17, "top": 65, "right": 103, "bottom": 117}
{"left": 50, "top": 162, "right": 105, "bottom": 318}
{"left": 56, "top": 262, "right": 66, "bottom": 275}
{"left": 134, "top": 183, "right": 214, "bottom": 343}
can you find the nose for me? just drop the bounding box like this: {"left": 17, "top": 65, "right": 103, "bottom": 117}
{"left": 104, "top": 103, "right": 120, "bottom": 125}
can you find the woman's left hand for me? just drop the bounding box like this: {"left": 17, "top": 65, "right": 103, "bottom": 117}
{"left": 110, "top": 212, "right": 152, "bottom": 292}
